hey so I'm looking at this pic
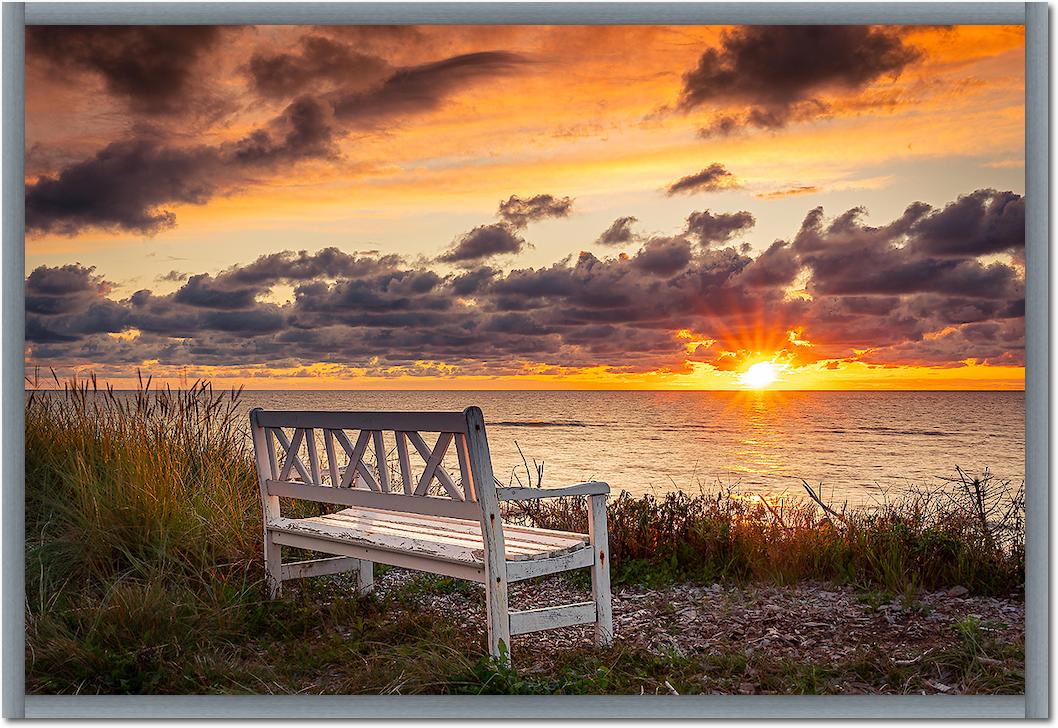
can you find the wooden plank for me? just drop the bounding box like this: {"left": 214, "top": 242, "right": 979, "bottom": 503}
{"left": 372, "top": 430, "right": 390, "bottom": 493}
{"left": 407, "top": 431, "right": 460, "bottom": 498}
{"left": 253, "top": 410, "right": 468, "bottom": 434}
{"left": 395, "top": 431, "right": 413, "bottom": 495}
{"left": 509, "top": 602, "right": 596, "bottom": 636}
{"left": 497, "top": 481, "right": 610, "bottom": 501}
{"left": 319, "top": 511, "right": 547, "bottom": 557}
{"left": 464, "top": 406, "right": 511, "bottom": 662}
{"left": 270, "top": 530, "right": 485, "bottom": 583}
{"left": 414, "top": 432, "right": 456, "bottom": 497}
{"left": 281, "top": 555, "right": 362, "bottom": 581}
{"left": 272, "top": 427, "right": 312, "bottom": 484}
{"left": 588, "top": 492, "right": 614, "bottom": 647}
{"left": 335, "top": 429, "right": 377, "bottom": 490}
{"left": 455, "top": 433, "right": 476, "bottom": 502}
{"left": 270, "top": 516, "right": 480, "bottom": 565}
{"left": 277, "top": 428, "right": 309, "bottom": 483}
{"left": 305, "top": 428, "right": 321, "bottom": 485}
{"left": 506, "top": 546, "right": 595, "bottom": 582}
{"left": 323, "top": 429, "right": 340, "bottom": 486}
{"left": 263, "top": 425, "right": 279, "bottom": 480}
{"left": 250, "top": 408, "right": 282, "bottom": 598}
{"left": 331, "top": 505, "right": 587, "bottom": 551}
{"left": 320, "top": 511, "right": 569, "bottom": 557}
{"left": 267, "top": 480, "right": 481, "bottom": 520}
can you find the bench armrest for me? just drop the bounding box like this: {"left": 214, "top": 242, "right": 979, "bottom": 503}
{"left": 496, "top": 481, "right": 610, "bottom": 501}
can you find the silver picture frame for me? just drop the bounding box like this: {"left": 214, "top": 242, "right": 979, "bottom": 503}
{"left": 3, "top": 1, "right": 1048, "bottom": 718}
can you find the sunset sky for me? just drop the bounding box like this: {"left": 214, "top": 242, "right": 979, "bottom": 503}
{"left": 24, "top": 24, "right": 1025, "bottom": 390}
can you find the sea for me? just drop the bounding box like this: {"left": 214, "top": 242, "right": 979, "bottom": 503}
{"left": 236, "top": 390, "right": 1025, "bottom": 506}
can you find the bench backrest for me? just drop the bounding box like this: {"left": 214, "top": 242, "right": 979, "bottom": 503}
{"left": 248, "top": 406, "right": 499, "bottom": 521}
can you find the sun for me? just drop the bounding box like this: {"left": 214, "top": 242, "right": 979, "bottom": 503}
{"left": 740, "top": 361, "right": 779, "bottom": 389}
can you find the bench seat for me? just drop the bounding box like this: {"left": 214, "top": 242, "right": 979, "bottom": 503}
{"left": 269, "top": 505, "right": 590, "bottom": 565}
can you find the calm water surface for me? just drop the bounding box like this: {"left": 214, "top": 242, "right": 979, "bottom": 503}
{"left": 236, "top": 390, "right": 1024, "bottom": 506}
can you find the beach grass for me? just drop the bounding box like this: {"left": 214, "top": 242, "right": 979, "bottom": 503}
{"left": 25, "top": 375, "right": 1023, "bottom": 694}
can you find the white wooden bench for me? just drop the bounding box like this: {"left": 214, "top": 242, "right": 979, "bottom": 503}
{"left": 249, "top": 406, "right": 613, "bottom": 663}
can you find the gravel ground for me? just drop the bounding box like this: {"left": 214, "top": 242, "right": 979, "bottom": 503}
{"left": 374, "top": 568, "right": 1024, "bottom": 693}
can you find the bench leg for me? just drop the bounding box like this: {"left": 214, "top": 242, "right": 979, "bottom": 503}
{"left": 484, "top": 569, "right": 511, "bottom": 664}
{"left": 264, "top": 531, "right": 283, "bottom": 599}
{"left": 588, "top": 494, "right": 614, "bottom": 647}
{"left": 354, "top": 559, "right": 374, "bottom": 596}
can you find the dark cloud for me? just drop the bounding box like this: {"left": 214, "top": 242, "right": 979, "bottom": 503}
{"left": 24, "top": 95, "right": 341, "bottom": 236}
{"left": 439, "top": 224, "right": 526, "bottom": 265}
{"left": 157, "top": 270, "right": 187, "bottom": 283}
{"left": 595, "top": 216, "right": 639, "bottom": 246}
{"left": 25, "top": 139, "right": 224, "bottom": 236}
{"left": 736, "top": 241, "right": 801, "bottom": 288}
{"left": 697, "top": 115, "right": 741, "bottom": 138}
{"left": 27, "top": 26, "right": 226, "bottom": 115}
{"left": 173, "top": 274, "right": 261, "bottom": 310}
{"left": 26, "top": 263, "right": 111, "bottom": 315}
{"left": 684, "top": 209, "right": 755, "bottom": 246}
{"left": 27, "top": 49, "right": 526, "bottom": 237}
{"left": 497, "top": 194, "right": 574, "bottom": 228}
{"left": 248, "top": 34, "right": 390, "bottom": 99}
{"left": 908, "top": 189, "right": 1025, "bottom": 258}
{"left": 666, "top": 164, "right": 739, "bottom": 195}
{"left": 679, "top": 26, "right": 922, "bottom": 131}
{"left": 630, "top": 237, "right": 694, "bottom": 276}
{"left": 228, "top": 95, "right": 341, "bottom": 166}
{"left": 329, "top": 51, "right": 528, "bottom": 126}
{"left": 26, "top": 189, "right": 1025, "bottom": 377}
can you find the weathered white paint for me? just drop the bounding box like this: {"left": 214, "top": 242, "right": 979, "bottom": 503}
{"left": 254, "top": 409, "right": 468, "bottom": 433}
{"left": 305, "top": 428, "right": 321, "bottom": 485}
{"left": 406, "top": 431, "right": 460, "bottom": 498}
{"left": 251, "top": 406, "right": 613, "bottom": 666}
{"left": 323, "top": 429, "right": 340, "bottom": 486}
{"left": 395, "top": 431, "right": 414, "bottom": 495}
{"left": 414, "top": 431, "right": 455, "bottom": 497}
{"left": 509, "top": 602, "right": 597, "bottom": 636}
{"left": 454, "top": 433, "right": 476, "bottom": 502}
{"left": 505, "top": 545, "right": 595, "bottom": 582}
{"left": 588, "top": 492, "right": 614, "bottom": 646}
{"left": 464, "top": 406, "right": 511, "bottom": 663}
{"left": 270, "top": 530, "right": 486, "bottom": 582}
{"left": 274, "top": 427, "right": 312, "bottom": 484}
{"left": 281, "top": 555, "right": 363, "bottom": 581}
{"left": 497, "top": 481, "right": 610, "bottom": 501}
{"left": 371, "top": 430, "right": 390, "bottom": 493}
{"left": 266, "top": 480, "right": 481, "bottom": 519}
{"left": 250, "top": 408, "right": 283, "bottom": 598}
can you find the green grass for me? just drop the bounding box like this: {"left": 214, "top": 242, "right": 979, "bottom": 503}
{"left": 25, "top": 373, "right": 1024, "bottom": 694}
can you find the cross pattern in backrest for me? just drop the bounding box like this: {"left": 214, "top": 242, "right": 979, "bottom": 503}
{"left": 258, "top": 417, "right": 476, "bottom": 502}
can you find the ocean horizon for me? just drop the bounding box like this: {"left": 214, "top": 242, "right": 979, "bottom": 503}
{"left": 209, "top": 389, "right": 1024, "bottom": 506}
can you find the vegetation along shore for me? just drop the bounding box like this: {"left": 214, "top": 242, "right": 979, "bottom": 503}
{"left": 25, "top": 376, "right": 1024, "bottom": 694}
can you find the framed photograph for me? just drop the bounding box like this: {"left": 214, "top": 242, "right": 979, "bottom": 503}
{"left": 3, "top": 1, "right": 1048, "bottom": 719}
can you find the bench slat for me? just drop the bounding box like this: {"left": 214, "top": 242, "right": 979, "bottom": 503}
{"left": 509, "top": 602, "right": 597, "bottom": 636}
{"left": 270, "top": 516, "right": 481, "bottom": 564}
{"left": 267, "top": 480, "right": 481, "bottom": 520}
{"left": 254, "top": 410, "right": 468, "bottom": 433}
{"left": 338, "top": 505, "right": 589, "bottom": 550}
{"left": 317, "top": 512, "right": 550, "bottom": 557}
{"left": 506, "top": 546, "right": 595, "bottom": 581}
{"left": 372, "top": 431, "right": 390, "bottom": 493}
{"left": 395, "top": 431, "right": 414, "bottom": 495}
{"left": 270, "top": 530, "right": 486, "bottom": 583}
{"left": 322, "top": 510, "right": 583, "bottom": 557}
